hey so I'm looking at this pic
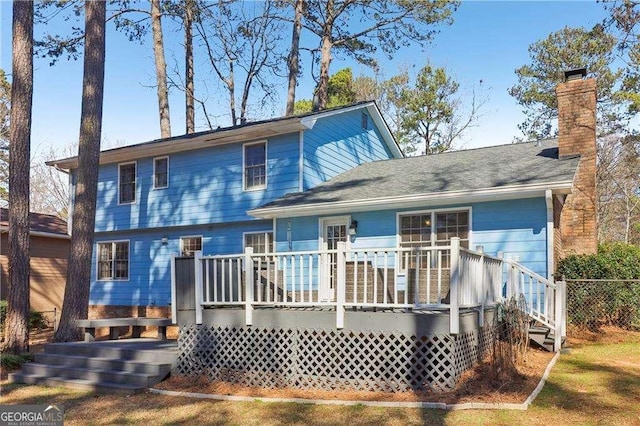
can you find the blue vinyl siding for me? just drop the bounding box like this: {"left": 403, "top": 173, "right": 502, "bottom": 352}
{"left": 274, "top": 198, "right": 548, "bottom": 278}
{"left": 303, "top": 109, "right": 394, "bottom": 190}
{"left": 94, "top": 133, "right": 300, "bottom": 232}
{"left": 90, "top": 221, "right": 273, "bottom": 306}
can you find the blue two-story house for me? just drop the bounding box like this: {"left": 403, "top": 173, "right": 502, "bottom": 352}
{"left": 50, "top": 102, "right": 402, "bottom": 318}
{"left": 45, "top": 74, "right": 597, "bottom": 393}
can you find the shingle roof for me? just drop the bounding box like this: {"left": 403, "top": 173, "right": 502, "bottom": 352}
{"left": 0, "top": 208, "right": 68, "bottom": 236}
{"left": 255, "top": 139, "right": 580, "bottom": 211}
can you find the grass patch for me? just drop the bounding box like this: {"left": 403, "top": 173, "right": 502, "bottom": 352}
{"left": 1, "top": 330, "right": 639, "bottom": 425}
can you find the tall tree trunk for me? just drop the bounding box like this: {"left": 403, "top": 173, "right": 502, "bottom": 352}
{"left": 150, "top": 0, "right": 171, "bottom": 138}
{"left": 4, "top": 0, "right": 34, "bottom": 354}
{"left": 285, "top": 0, "right": 303, "bottom": 116}
{"left": 54, "top": 1, "right": 106, "bottom": 342}
{"left": 313, "top": 24, "right": 333, "bottom": 111}
{"left": 184, "top": 0, "right": 195, "bottom": 134}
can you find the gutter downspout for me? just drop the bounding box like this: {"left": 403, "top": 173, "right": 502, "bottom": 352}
{"left": 545, "top": 189, "right": 554, "bottom": 280}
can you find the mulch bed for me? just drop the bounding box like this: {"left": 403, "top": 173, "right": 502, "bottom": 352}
{"left": 155, "top": 346, "right": 554, "bottom": 404}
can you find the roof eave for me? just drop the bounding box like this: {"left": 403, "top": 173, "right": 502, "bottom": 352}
{"left": 0, "top": 227, "right": 70, "bottom": 239}
{"left": 48, "top": 118, "right": 309, "bottom": 170}
{"left": 249, "top": 181, "right": 575, "bottom": 219}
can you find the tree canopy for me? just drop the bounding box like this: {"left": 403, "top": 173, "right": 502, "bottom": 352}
{"left": 508, "top": 25, "right": 622, "bottom": 140}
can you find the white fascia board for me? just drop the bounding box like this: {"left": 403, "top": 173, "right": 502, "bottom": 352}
{"left": 365, "top": 104, "right": 403, "bottom": 159}
{"left": 249, "top": 181, "right": 574, "bottom": 219}
{"left": 299, "top": 102, "right": 375, "bottom": 129}
{"left": 49, "top": 119, "right": 308, "bottom": 170}
{"left": 298, "top": 102, "right": 403, "bottom": 159}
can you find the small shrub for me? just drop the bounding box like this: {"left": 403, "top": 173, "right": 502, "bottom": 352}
{"left": 29, "top": 310, "right": 47, "bottom": 330}
{"left": 557, "top": 242, "right": 640, "bottom": 280}
{"left": 558, "top": 243, "right": 640, "bottom": 330}
{"left": 0, "top": 301, "right": 49, "bottom": 333}
{"left": 0, "top": 352, "right": 34, "bottom": 369}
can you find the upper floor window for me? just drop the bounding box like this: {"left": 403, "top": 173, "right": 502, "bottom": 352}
{"left": 398, "top": 209, "right": 470, "bottom": 268}
{"left": 97, "top": 241, "right": 129, "bottom": 280}
{"left": 244, "top": 231, "right": 273, "bottom": 254}
{"left": 180, "top": 236, "right": 202, "bottom": 257}
{"left": 154, "top": 156, "right": 169, "bottom": 189}
{"left": 244, "top": 142, "right": 266, "bottom": 190}
{"left": 119, "top": 162, "right": 136, "bottom": 204}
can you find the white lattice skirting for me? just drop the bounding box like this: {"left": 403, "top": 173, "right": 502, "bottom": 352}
{"left": 177, "top": 321, "right": 495, "bottom": 392}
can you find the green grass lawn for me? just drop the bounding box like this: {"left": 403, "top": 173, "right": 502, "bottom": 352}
{"left": 1, "top": 331, "right": 639, "bottom": 425}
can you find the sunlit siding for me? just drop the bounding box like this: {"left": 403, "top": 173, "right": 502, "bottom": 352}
{"left": 303, "top": 109, "right": 394, "bottom": 190}
{"left": 90, "top": 220, "right": 273, "bottom": 306}
{"left": 274, "top": 198, "right": 548, "bottom": 278}
{"left": 93, "top": 132, "right": 300, "bottom": 232}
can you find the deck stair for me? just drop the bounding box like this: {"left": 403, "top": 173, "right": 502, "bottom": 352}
{"left": 9, "top": 339, "right": 177, "bottom": 394}
{"left": 527, "top": 322, "right": 565, "bottom": 352}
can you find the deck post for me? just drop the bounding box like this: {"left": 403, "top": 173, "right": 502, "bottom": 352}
{"left": 336, "top": 242, "right": 346, "bottom": 329}
{"left": 194, "top": 251, "right": 204, "bottom": 325}
{"left": 244, "top": 247, "right": 254, "bottom": 326}
{"left": 554, "top": 280, "right": 564, "bottom": 352}
{"left": 497, "top": 252, "right": 504, "bottom": 302}
{"left": 170, "top": 253, "right": 177, "bottom": 324}
{"left": 449, "top": 237, "right": 460, "bottom": 335}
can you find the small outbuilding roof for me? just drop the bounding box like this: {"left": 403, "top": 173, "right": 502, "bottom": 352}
{"left": 0, "top": 208, "right": 69, "bottom": 238}
{"left": 250, "top": 139, "right": 581, "bottom": 218}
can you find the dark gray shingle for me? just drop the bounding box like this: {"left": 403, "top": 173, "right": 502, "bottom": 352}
{"left": 258, "top": 139, "right": 579, "bottom": 209}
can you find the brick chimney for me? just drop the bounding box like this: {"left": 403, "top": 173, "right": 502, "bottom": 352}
{"left": 555, "top": 68, "right": 598, "bottom": 257}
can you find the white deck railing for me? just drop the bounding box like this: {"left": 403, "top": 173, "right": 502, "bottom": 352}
{"left": 185, "top": 237, "right": 507, "bottom": 334}
{"left": 504, "top": 260, "right": 566, "bottom": 351}
{"left": 174, "top": 236, "right": 565, "bottom": 347}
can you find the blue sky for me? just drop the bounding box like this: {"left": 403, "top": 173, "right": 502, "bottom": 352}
{"left": 0, "top": 1, "right": 609, "bottom": 157}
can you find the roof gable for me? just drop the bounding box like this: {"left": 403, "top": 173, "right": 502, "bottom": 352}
{"left": 48, "top": 102, "right": 401, "bottom": 170}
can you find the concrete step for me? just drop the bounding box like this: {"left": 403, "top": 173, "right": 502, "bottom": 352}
{"left": 8, "top": 372, "right": 146, "bottom": 394}
{"left": 9, "top": 339, "right": 177, "bottom": 394}
{"left": 20, "top": 363, "right": 168, "bottom": 388}
{"left": 43, "top": 340, "right": 177, "bottom": 366}
{"left": 35, "top": 353, "right": 171, "bottom": 376}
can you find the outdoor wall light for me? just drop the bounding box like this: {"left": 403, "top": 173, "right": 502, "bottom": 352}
{"left": 348, "top": 220, "right": 358, "bottom": 236}
{"left": 161, "top": 236, "right": 168, "bottom": 245}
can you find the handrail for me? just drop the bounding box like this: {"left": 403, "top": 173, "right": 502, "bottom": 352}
{"left": 505, "top": 259, "right": 566, "bottom": 350}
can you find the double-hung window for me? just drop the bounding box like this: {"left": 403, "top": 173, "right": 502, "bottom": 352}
{"left": 244, "top": 142, "right": 266, "bottom": 190}
{"left": 153, "top": 157, "right": 169, "bottom": 189}
{"left": 398, "top": 209, "right": 470, "bottom": 268}
{"left": 97, "top": 241, "right": 129, "bottom": 280}
{"left": 244, "top": 231, "right": 273, "bottom": 254}
{"left": 180, "top": 236, "right": 203, "bottom": 257}
{"left": 119, "top": 162, "right": 136, "bottom": 204}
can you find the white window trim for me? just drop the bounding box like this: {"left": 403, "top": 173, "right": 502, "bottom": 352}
{"left": 243, "top": 140, "right": 268, "bottom": 192}
{"left": 96, "top": 240, "right": 130, "bottom": 282}
{"left": 118, "top": 161, "right": 137, "bottom": 205}
{"left": 395, "top": 207, "right": 473, "bottom": 248}
{"left": 243, "top": 230, "right": 274, "bottom": 254}
{"left": 153, "top": 156, "right": 169, "bottom": 190}
{"left": 180, "top": 235, "right": 203, "bottom": 257}
{"left": 318, "top": 215, "right": 352, "bottom": 251}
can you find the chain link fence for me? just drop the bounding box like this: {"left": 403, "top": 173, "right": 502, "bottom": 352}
{"left": 566, "top": 280, "right": 640, "bottom": 332}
